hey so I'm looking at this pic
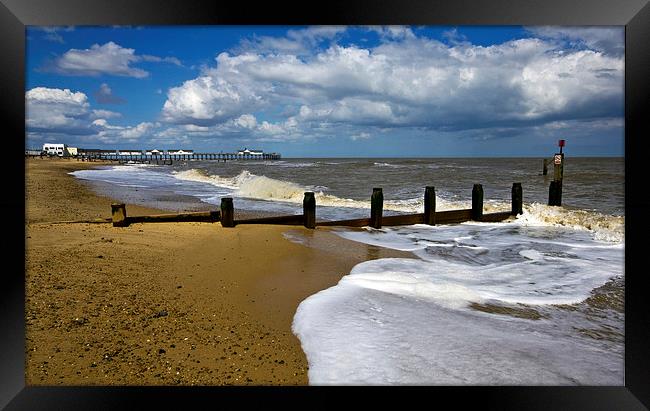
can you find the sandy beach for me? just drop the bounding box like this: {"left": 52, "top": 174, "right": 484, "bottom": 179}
{"left": 25, "top": 157, "right": 411, "bottom": 385}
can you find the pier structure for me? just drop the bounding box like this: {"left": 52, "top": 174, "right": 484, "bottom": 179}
{"left": 77, "top": 151, "right": 281, "bottom": 164}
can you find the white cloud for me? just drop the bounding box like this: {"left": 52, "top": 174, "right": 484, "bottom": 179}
{"left": 366, "top": 26, "right": 417, "bottom": 41}
{"left": 237, "top": 26, "right": 347, "bottom": 55}
{"left": 27, "top": 86, "right": 156, "bottom": 144}
{"left": 39, "top": 26, "right": 74, "bottom": 43}
{"left": 120, "top": 122, "right": 155, "bottom": 139}
{"left": 91, "top": 109, "right": 122, "bottom": 119}
{"left": 26, "top": 87, "right": 93, "bottom": 134}
{"left": 161, "top": 63, "right": 269, "bottom": 125}
{"left": 140, "top": 54, "right": 183, "bottom": 66}
{"left": 235, "top": 114, "right": 258, "bottom": 129}
{"left": 52, "top": 42, "right": 182, "bottom": 78}
{"left": 29, "top": 27, "right": 624, "bottom": 149}
{"left": 525, "top": 26, "right": 624, "bottom": 56}
{"left": 160, "top": 31, "right": 623, "bottom": 138}
{"left": 94, "top": 83, "right": 126, "bottom": 104}
{"left": 351, "top": 132, "right": 371, "bottom": 140}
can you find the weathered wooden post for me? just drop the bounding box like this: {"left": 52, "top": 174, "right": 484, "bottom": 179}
{"left": 424, "top": 186, "right": 436, "bottom": 225}
{"left": 303, "top": 192, "right": 316, "bottom": 229}
{"left": 511, "top": 183, "right": 523, "bottom": 215}
{"left": 111, "top": 203, "right": 128, "bottom": 227}
{"left": 370, "top": 188, "right": 383, "bottom": 229}
{"left": 549, "top": 180, "right": 562, "bottom": 206}
{"left": 548, "top": 139, "right": 565, "bottom": 206}
{"left": 471, "top": 184, "right": 483, "bottom": 221}
{"left": 542, "top": 159, "right": 548, "bottom": 175}
{"left": 553, "top": 154, "right": 564, "bottom": 181}
{"left": 220, "top": 198, "right": 235, "bottom": 227}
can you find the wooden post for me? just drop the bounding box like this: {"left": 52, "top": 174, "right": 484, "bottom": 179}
{"left": 548, "top": 153, "right": 564, "bottom": 206}
{"left": 549, "top": 181, "right": 557, "bottom": 206}
{"left": 471, "top": 184, "right": 483, "bottom": 221}
{"left": 370, "top": 188, "right": 383, "bottom": 229}
{"left": 220, "top": 198, "right": 235, "bottom": 227}
{"left": 548, "top": 181, "right": 563, "bottom": 206}
{"left": 542, "top": 159, "right": 548, "bottom": 175}
{"left": 424, "top": 186, "right": 436, "bottom": 225}
{"left": 111, "top": 203, "right": 128, "bottom": 227}
{"left": 553, "top": 153, "right": 564, "bottom": 181}
{"left": 511, "top": 183, "right": 523, "bottom": 215}
{"left": 303, "top": 192, "right": 316, "bottom": 229}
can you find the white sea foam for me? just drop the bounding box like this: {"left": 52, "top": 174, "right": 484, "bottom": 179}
{"left": 172, "top": 169, "right": 453, "bottom": 212}
{"left": 172, "top": 168, "right": 250, "bottom": 189}
{"left": 518, "top": 203, "right": 624, "bottom": 243}
{"left": 373, "top": 162, "right": 407, "bottom": 169}
{"left": 293, "top": 220, "right": 624, "bottom": 385}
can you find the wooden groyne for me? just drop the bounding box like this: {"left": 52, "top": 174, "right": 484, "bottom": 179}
{"left": 78, "top": 152, "right": 281, "bottom": 164}
{"left": 110, "top": 183, "right": 523, "bottom": 228}
{"left": 110, "top": 205, "right": 220, "bottom": 227}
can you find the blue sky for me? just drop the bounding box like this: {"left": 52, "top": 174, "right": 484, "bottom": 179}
{"left": 26, "top": 25, "right": 624, "bottom": 157}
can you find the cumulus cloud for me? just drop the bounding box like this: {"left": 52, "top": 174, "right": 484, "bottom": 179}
{"left": 28, "top": 27, "right": 624, "bottom": 149}
{"left": 91, "top": 120, "right": 159, "bottom": 143}
{"left": 237, "top": 26, "right": 347, "bottom": 55}
{"left": 94, "top": 83, "right": 126, "bottom": 104}
{"left": 26, "top": 87, "right": 94, "bottom": 135}
{"left": 161, "top": 64, "right": 270, "bottom": 125}
{"left": 51, "top": 42, "right": 182, "bottom": 78}
{"left": 526, "top": 26, "right": 624, "bottom": 56}
{"left": 160, "top": 29, "right": 623, "bottom": 139}
{"left": 235, "top": 114, "right": 258, "bottom": 129}
{"left": 26, "top": 86, "right": 155, "bottom": 144}
{"left": 120, "top": 122, "right": 155, "bottom": 139}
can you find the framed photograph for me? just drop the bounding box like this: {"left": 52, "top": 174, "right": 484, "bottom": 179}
{"left": 4, "top": 0, "right": 649, "bottom": 408}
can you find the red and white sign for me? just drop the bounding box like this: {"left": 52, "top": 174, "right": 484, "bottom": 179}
{"left": 554, "top": 154, "right": 562, "bottom": 165}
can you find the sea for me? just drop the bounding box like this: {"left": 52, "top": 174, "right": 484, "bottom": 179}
{"left": 70, "top": 157, "right": 625, "bottom": 385}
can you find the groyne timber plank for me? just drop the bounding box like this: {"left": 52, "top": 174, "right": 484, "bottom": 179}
{"left": 479, "top": 211, "right": 513, "bottom": 222}
{"left": 234, "top": 215, "right": 303, "bottom": 225}
{"left": 381, "top": 213, "right": 425, "bottom": 226}
{"left": 127, "top": 211, "right": 220, "bottom": 223}
{"left": 435, "top": 209, "right": 473, "bottom": 224}
{"left": 316, "top": 217, "right": 372, "bottom": 227}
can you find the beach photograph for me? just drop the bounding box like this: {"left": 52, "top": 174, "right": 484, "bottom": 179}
{"left": 24, "top": 25, "right": 625, "bottom": 386}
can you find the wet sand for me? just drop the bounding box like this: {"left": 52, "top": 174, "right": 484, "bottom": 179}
{"left": 25, "top": 158, "right": 412, "bottom": 385}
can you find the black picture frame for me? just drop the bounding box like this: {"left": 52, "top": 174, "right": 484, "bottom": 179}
{"left": 3, "top": 0, "right": 649, "bottom": 408}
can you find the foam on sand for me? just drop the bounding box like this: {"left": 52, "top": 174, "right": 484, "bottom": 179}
{"left": 293, "top": 218, "right": 624, "bottom": 385}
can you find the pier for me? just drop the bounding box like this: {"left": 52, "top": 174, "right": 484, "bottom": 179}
{"left": 78, "top": 151, "right": 281, "bottom": 164}
{"left": 109, "top": 183, "right": 523, "bottom": 228}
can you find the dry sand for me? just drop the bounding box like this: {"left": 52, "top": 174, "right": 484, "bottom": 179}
{"left": 25, "top": 158, "right": 412, "bottom": 385}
